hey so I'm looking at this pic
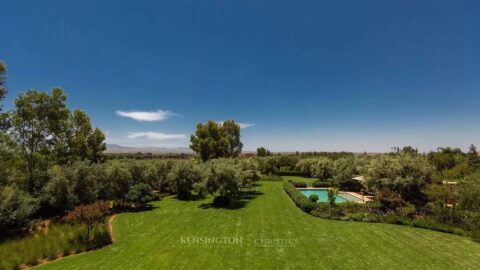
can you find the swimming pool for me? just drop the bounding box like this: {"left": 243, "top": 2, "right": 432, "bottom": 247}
{"left": 297, "top": 188, "right": 362, "bottom": 203}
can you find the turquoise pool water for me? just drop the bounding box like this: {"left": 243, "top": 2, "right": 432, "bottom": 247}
{"left": 298, "top": 189, "right": 361, "bottom": 203}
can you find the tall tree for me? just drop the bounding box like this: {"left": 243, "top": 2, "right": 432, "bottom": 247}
{"left": 467, "top": 144, "right": 479, "bottom": 168}
{"left": 67, "top": 110, "right": 106, "bottom": 163}
{"left": 10, "top": 89, "right": 70, "bottom": 193}
{"left": 190, "top": 120, "right": 243, "bottom": 161}
{"left": 88, "top": 128, "right": 106, "bottom": 163}
{"left": 222, "top": 120, "right": 243, "bottom": 158}
{"left": 256, "top": 147, "right": 270, "bottom": 157}
{"left": 9, "top": 89, "right": 106, "bottom": 193}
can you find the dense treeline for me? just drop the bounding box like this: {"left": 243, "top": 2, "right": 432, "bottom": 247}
{"left": 0, "top": 62, "right": 109, "bottom": 232}
{"left": 1, "top": 157, "right": 261, "bottom": 231}
{"left": 105, "top": 152, "right": 194, "bottom": 160}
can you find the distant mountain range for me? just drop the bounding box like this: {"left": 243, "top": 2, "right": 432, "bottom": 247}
{"left": 106, "top": 144, "right": 194, "bottom": 154}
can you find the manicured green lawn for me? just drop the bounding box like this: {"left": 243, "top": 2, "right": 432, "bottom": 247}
{"left": 281, "top": 175, "right": 318, "bottom": 185}
{"left": 36, "top": 182, "right": 480, "bottom": 270}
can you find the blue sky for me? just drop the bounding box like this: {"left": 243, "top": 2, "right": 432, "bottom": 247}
{"left": 1, "top": 0, "right": 479, "bottom": 152}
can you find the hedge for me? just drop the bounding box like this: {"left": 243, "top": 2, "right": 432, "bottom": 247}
{"left": 276, "top": 171, "right": 310, "bottom": 177}
{"left": 291, "top": 181, "right": 307, "bottom": 188}
{"left": 282, "top": 182, "right": 315, "bottom": 213}
{"left": 312, "top": 180, "right": 330, "bottom": 188}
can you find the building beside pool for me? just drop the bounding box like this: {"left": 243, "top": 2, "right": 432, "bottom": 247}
{"left": 352, "top": 176, "right": 365, "bottom": 183}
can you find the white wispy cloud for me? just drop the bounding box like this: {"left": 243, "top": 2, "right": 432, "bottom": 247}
{"left": 115, "top": 110, "right": 176, "bottom": 122}
{"left": 217, "top": 121, "right": 255, "bottom": 129}
{"left": 127, "top": 132, "right": 187, "bottom": 140}
{"left": 238, "top": 122, "right": 255, "bottom": 129}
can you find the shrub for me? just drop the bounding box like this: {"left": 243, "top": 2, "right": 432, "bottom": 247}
{"left": 199, "top": 160, "right": 241, "bottom": 203}
{"left": 125, "top": 183, "right": 157, "bottom": 207}
{"left": 283, "top": 182, "right": 315, "bottom": 213}
{"left": 327, "top": 188, "right": 338, "bottom": 207}
{"left": 310, "top": 158, "right": 334, "bottom": 179}
{"left": 312, "top": 181, "right": 330, "bottom": 188}
{"left": 398, "top": 203, "right": 416, "bottom": 219}
{"left": 277, "top": 170, "right": 309, "bottom": 177}
{"left": 291, "top": 182, "right": 307, "bottom": 188}
{"left": 377, "top": 189, "right": 405, "bottom": 211}
{"left": 167, "top": 161, "right": 204, "bottom": 199}
{"left": 308, "top": 194, "right": 319, "bottom": 203}
{"left": 65, "top": 201, "right": 110, "bottom": 240}
{"left": 0, "top": 222, "right": 110, "bottom": 270}
{"left": 311, "top": 203, "right": 331, "bottom": 218}
{"left": 0, "top": 186, "right": 39, "bottom": 230}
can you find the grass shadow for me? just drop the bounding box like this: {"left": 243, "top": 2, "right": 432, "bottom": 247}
{"left": 175, "top": 193, "right": 206, "bottom": 201}
{"left": 128, "top": 204, "right": 159, "bottom": 213}
{"left": 198, "top": 190, "right": 264, "bottom": 210}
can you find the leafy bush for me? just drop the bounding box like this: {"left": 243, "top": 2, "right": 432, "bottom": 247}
{"left": 199, "top": 160, "right": 241, "bottom": 202}
{"left": 125, "top": 183, "right": 157, "bottom": 206}
{"left": 377, "top": 189, "right": 405, "bottom": 211}
{"left": 398, "top": 203, "right": 416, "bottom": 219}
{"left": 312, "top": 180, "right": 330, "bottom": 188}
{"left": 0, "top": 186, "right": 38, "bottom": 230}
{"left": 64, "top": 201, "right": 110, "bottom": 240}
{"left": 283, "top": 182, "right": 315, "bottom": 213}
{"left": 167, "top": 161, "right": 204, "bottom": 199}
{"left": 327, "top": 188, "right": 338, "bottom": 207}
{"left": 308, "top": 194, "right": 319, "bottom": 203}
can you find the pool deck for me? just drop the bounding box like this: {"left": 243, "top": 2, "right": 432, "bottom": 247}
{"left": 342, "top": 192, "right": 373, "bottom": 203}
{"left": 297, "top": 188, "right": 373, "bottom": 203}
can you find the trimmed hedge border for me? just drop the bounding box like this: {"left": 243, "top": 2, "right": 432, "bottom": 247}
{"left": 276, "top": 171, "right": 310, "bottom": 177}
{"left": 290, "top": 181, "right": 307, "bottom": 188}
{"left": 312, "top": 180, "right": 330, "bottom": 188}
{"left": 282, "top": 182, "right": 315, "bottom": 213}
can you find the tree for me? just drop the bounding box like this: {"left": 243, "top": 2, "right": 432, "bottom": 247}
{"left": 190, "top": 120, "right": 243, "bottom": 162}
{"left": 167, "top": 161, "right": 203, "bottom": 199}
{"left": 467, "top": 144, "right": 479, "bottom": 168}
{"left": 88, "top": 128, "right": 106, "bottom": 163}
{"left": 106, "top": 162, "right": 133, "bottom": 201}
{"left": 198, "top": 160, "right": 241, "bottom": 206}
{"left": 66, "top": 110, "right": 106, "bottom": 164}
{"left": 222, "top": 120, "right": 243, "bottom": 158}
{"left": 151, "top": 160, "right": 174, "bottom": 191}
{"left": 327, "top": 188, "right": 338, "bottom": 207}
{"left": 10, "top": 89, "right": 70, "bottom": 194}
{"left": 256, "top": 147, "right": 270, "bottom": 157}
{"left": 365, "top": 154, "right": 433, "bottom": 205}
{"left": 458, "top": 172, "right": 480, "bottom": 212}
{"left": 0, "top": 186, "right": 38, "bottom": 230}
{"left": 65, "top": 201, "right": 110, "bottom": 241}
{"left": 236, "top": 159, "right": 260, "bottom": 189}
{"left": 332, "top": 157, "right": 360, "bottom": 191}
{"left": 69, "top": 162, "right": 99, "bottom": 205}
{"left": 401, "top": 146, "right": 418, "bottom": 155}
{"left": 9, "top": 89, "right": 107, "bottom": 194}
{"left": 43, "top": 165, "right": 74, "bottom": 211}
{"left": 308, "top": 194, "right": 319, "bottom": 203}
{"left": 295, "top": 158, "right": 317, "bottom": 176}
{"left": 125, "top": 183, "right": 156, "bottom": 207}
{"left": 377, "top": 189, "right": 405, "bottom": 211}
{"left": 311, "top": 158, "right": 334, "bottom": 180}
